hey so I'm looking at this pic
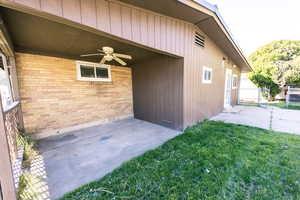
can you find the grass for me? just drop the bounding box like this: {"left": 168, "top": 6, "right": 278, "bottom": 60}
{"left": 60, "top": 121, "right": 300, "bottom": 200}
{"left": 265, "top": 101, "right": 300, "bottom": 110}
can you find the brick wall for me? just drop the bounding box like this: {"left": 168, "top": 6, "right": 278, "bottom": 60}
{"left": 16, "top": 53, "right": 133, "bottom": 135}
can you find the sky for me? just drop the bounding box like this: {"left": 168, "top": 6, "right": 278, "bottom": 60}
{"left": 206, "top": 0, "right": 300, "bottom": 56}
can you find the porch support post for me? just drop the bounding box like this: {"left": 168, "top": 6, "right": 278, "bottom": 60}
{"left": 8, "top": 56, "right": 23, "bottom": 129}
{"left": 0, "top": 14, "right": 14, "bottom": 56}
{"left": 0, "top": 94, "right": 17, "bottom": 200}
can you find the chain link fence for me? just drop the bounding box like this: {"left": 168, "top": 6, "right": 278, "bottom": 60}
{"left": 286, "top": 86, "right": 300, "bottom": 106}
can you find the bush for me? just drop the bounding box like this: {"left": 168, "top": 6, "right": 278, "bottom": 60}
{"left": 248, "top": 72, "right": 281, "bottom": 98}
{"left": 17, "top": 131, "right": 39, "bottom": 168}
{"left": 18, "top": 172, "right": 42, "bottom": 200}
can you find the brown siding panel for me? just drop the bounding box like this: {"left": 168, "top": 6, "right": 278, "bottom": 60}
{"left": 80, "top": 0, "right": 97, "bottom": 28}
{"left": 41, "top": 0, "right": 63, "bottom": 16}
{"left": 140, "top": 12, "right": 148, "bottom": 45}
{"left": 62, "top": 0, "right": 81, "bottom": 23}
{"left": 160, "top": 16, "right": 166, "bottom": 51}
{"left": 132, "top": 56, "right": 184, "bottom": 130}
{"left": 14, "top": 0, "right": 40, "bottom": 9}
{"left": 121, "top": 6, "right": 132, "bottom": 40}
{"left": 147, "top": 14, "right": 155, "bottom": 48}
{"left": 96, "top": 0, "right": 110, "bottom": 32}
{"left": 154, "top": 15, "right": 161, "bottom": 49}
{"left": 109, "top": 2, "right": 122, "bottom": 37}
{"left": 131, "top": 9, "right": 141, "bottom": 43}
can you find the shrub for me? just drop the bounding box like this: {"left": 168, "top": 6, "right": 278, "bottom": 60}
{"left": 18, "top": 172, "right": 42, "bottom": 200}
{"left": 17, "top": 131, "right": 39, "bottom": 168}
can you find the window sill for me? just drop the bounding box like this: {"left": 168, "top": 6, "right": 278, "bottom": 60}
{"left": 3, "top": 101, "right": 20, "bottom": 113}
{"left": 202, "top": 81, "right": 212, "bottom": 84}
{"left": 77, "top": 78, "right": 112, "bottom": 82}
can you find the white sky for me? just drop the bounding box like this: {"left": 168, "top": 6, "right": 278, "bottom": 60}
{"left": 206, "top": 0, "right": 300, "bottom": 56}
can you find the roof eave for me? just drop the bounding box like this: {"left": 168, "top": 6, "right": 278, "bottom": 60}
{"left": 180, "top": 0, "right": 252, "bottom": 71}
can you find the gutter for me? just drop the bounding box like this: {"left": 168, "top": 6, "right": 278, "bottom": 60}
{"left": 192, "top": 0, "right": 252, "bottom": 71}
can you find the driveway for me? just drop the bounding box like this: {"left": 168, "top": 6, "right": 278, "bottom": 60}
{"left": 38, "top": 118, "right": 181, "bottom": 199}
{"left": 211, "top": 105, "right": 300, "bottom": 135}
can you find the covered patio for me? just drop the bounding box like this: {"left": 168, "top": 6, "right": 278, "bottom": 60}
{"left": 38, "top": 118, "right": 180, "bottom": 199}
{"left": 0, "top": 5, "right": 184, "bottom": 200}
{"left": 1, "top": 6, "right": 184, "bottom": 134}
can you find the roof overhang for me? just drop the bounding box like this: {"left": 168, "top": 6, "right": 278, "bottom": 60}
{"left": 0, "top": 6, "right": 177, "bottom": 66}
{"left": 119, "top": 0, "right": 252, "bottom": 72}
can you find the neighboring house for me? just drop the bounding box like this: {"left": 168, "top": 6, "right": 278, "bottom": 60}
{"left": 0, "top": 0, "right": 251, "bottom": 138}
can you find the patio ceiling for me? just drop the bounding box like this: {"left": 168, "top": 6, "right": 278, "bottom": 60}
{"left": 0, "top": 7, "right": 167, "bottom": 66}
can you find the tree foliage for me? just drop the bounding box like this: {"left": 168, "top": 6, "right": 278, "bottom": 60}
{"left": 248, "top": 40, "right": 300, "bottom": 97}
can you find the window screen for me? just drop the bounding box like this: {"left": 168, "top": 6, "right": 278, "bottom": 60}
{"left": 80, "top": 65, "right": 95, "bottom": 78}
{"left": 96, "top": 67, "right": 109, "bottom": 78}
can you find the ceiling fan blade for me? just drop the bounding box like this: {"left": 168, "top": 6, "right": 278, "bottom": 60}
{"left": 97, "top": 49, "right": 104, "bottom": 53}
{"left": 113, "top": 53, "right": 132, "bottom": 60}
{"left": 113, "top": 56, "right": 127, "bottom": 66}
{"left": 100, "top": 57, "right": 106, "bottom": 64}
{"left": 80, "top": 53, "right": 104, "bottom": 57}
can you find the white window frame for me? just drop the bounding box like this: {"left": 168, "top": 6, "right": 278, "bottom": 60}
{"left": 202, "top": 66, "right": 212, "bottom": 84}
{"left": 232, "top": 74, "right": 238, "bottom": 89}
{"left": 0, "top": 53, "right": 14, "bottom": 110}
{"left": 76, "top": 61, "right": 112, "bottom": 82}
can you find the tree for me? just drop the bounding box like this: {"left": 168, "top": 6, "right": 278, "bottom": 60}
{"left": 248, "top": 40, "right": 300, "bottom": 97}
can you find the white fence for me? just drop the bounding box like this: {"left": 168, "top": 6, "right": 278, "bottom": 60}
{"left": 239, "top": 88, "right": 269, "bottom": 104}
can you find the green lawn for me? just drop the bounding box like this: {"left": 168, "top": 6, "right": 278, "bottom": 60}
{"left": 265, "top": 101, "right": 300, "bottom": 110}
{"left": 60, "top": 121, "right": 300, "bottom": 200}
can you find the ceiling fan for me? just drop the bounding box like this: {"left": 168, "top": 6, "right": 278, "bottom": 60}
{"left": 80, "top": 46, "right": 132, "bottom": 66}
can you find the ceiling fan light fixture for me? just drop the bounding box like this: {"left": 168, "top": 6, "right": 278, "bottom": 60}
{"left": 104, "top": 55, "right": 113, "bottom": 61}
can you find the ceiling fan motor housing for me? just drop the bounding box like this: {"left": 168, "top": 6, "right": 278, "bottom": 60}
{"left": 102, "top": 46, "right": 114, "bottom": 54}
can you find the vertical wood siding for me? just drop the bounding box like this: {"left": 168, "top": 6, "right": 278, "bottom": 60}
{"left": 8, "top": 0, "right": 188, "bottom": 57}
{"left": 132, "top": 56, "right": 184, "bottom": 130}
{"left": 8, "top": 0, "right": 242, "bottom": 128}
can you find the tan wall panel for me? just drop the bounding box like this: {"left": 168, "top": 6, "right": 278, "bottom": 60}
{"left": 96, "top": 0, "right": 110, "bottom": 32}
{"left": 109, "top": 2, "right": 122, "bottom": 37}
{"left": 147, "top": 14, "right": 155, "bottom": 47}
{"left": 140, "top": 12, "right": 148, "bottom": 45}
{"left": 80, "top": 0, "right": 97, "bottom": 28}
{"left": 131, "top": 8, "right": 141, "bottom": 43}
{"left": 40, "top": 0, "right": 63, "bottom": 16}
{"left": 121, "top": 6, "right": 132, "bottom": 40}
{"left": 154, "top": 15, "right": 161, "bottom": 49}
{"left": 14, "top": 0, "right": 40, "bottom": 9}
{"left": 16, "top": 53, "right": 133, "bottom": 134}
{"left": 160, "top": 16, "right": 167, "bottom": 51}
{"left": 62, "top": 0, "right": 81, "bottom": 23}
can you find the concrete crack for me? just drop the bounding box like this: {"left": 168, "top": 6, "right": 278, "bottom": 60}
{"left": 269, "top": 107, "right": 274, "bottom": 130}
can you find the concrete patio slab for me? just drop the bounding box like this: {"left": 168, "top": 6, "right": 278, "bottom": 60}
{"left": 272, "top": 107, "right": 300, "bottom": 134}
{"left": 38, "top": 118, "right": 181, "bottom": 199}
{"left": 211, "top": 105, "right": 300, "bottom": 135}
{"left": 211, "top": 105, "right": 271, "bottom": 130}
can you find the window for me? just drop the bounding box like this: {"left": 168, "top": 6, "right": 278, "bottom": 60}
{"left": 202, "top": 66, "right": 212, "bottom": 84}
{"left": 232, "top": 74, "right": 238, "bottom": 89}
{"left": 0, "top": 54, "right": 14, "bottom": 110}
{"left": 76, "top": 61, "right": 111, "bottom": 82}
